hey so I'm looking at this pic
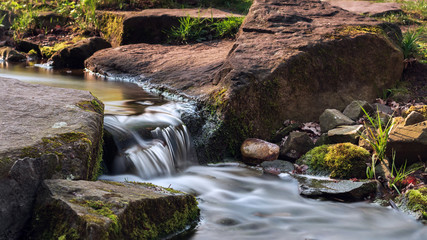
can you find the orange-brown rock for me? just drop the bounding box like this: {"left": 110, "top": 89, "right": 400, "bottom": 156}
{"left": 241, "top": 138, "right": 279, "bottom": 165}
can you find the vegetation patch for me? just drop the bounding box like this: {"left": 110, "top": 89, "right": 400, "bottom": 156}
{"left": 167, "top": 15, "right": 244, "bottom": 44}
{"left": 298, "top": 143, "right": 370, "bottom": 179}
{"left": 76, "top": 98, "right": 104, "bottom": 115}
{"left": 405, "top": 187, "right": 427, "bottom": 219}
{"left": 324, "top": 25, "right": 384, "bottom": 40}
{"left": 40, "top": 35, "right": 86, "bottom": 58}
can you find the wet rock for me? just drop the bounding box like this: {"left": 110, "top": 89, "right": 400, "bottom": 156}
{"left": 280, "top": 131, "right": 314, "bottom": 161}
{"left": 320, "top": 109, "right": 355, "bottom": 133}
{"left": 261, "top": 160, "right": 295, "bottom": 174}
{"left": 325, "top": 0, "right": 402, "bottom": 17}
{"left": 0, "top": 77, "right": 104, "bottom": 239}
{"left": 398, "top": 187, "right": 427, "bottom": 221}
{"left": 293, "top": 175, "right": 377, "bottom": 202}
{"left": 0, "top": 47, "right": 26, "bottom": 62}
{"left": 87, "top": 0, "right": 403, "bottom": 162}
{"left": 404, "top": 111, "right": 425, "bottom": 126}
{"left": 50, "top": 37, "right": 111, "bottom": 69}
{"left": 27, "top": 179, "right": 199, "bottom": 239}
{"left": 327, "top": 125, "right": 364, "bottom": 144}
{"left": 388, "top": 120, "right": 427, "bottom": 166}
{"left": 343, "top": 100, "right": 373, "bottom": 121}
{"left": 16, "top": 40, "right": 41, "bottom": 57}
{"left": 297, "top": 143, "right": 370, "bottom": 179}
{"left": 241, "top": 138, "right": 279, "bottom": 165}
{"left": 97, "top": 8, "right": 243, "bottom": 47}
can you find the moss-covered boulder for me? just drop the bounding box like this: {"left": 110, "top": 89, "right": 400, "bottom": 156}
{"left": 50, "top": 37, "right": 111, "bottom": 69}
{"left": 298, "top": 143, "right": 370, "bottom": 179}
{"left": 399, "top": 187, "right": 427, "bottom": 221}
{"left": 27, "top": 179, "right": 199, "bottom": 240}
{"left": 0, "top": 77, "right": 104, "bottom": 239}
{"left": 294, "top": 174, "right": 377, "bottom": 202}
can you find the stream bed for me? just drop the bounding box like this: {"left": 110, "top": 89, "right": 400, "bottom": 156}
{"left": 2, "top": 62, "right": 427, "bottom": 240}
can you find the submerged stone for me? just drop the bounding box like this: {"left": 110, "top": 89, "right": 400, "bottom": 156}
{"left": 293, "top": 175, "right": 377, "bottom": 202}
{"left": 27, "top": 179, "right": 200, "bottom": 239}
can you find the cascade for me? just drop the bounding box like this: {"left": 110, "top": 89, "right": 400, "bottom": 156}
{"left": 103, "top": 103, "right": 196, "bottom": 179}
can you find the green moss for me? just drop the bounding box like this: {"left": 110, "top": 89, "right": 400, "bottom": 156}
{"left": 76, "top": 98, "right": 104, "bottom": 115}
{"left": 325, "top": 143, "right": 370, "bottom": 179}
{"left": 406, "top": 187, "right": 427, "bottom": 219}
{"left": 98, "top": 12, "right": 124, "bottom": 47}
{"left": 404, "top": 105, "right": 427, "bottom": 118}
{"left": 325, "top": 25, "right": 384, "bottom": 40}
{"left": 100, "top": 180, "right": 125, "bottom": 187}
{"left": 298, "top": 145, "right": 330, "bottom": 175}
{"left": 40, "top": 36, "right": 86, "bottom": 58}
{"left": 298, "top": 143, "right": 370, "bottom": 179}
{"left": 120, "top": 196, "right": 200, "bottom": 239}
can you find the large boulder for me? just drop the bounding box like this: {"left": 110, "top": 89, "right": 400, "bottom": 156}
{"left": 26, "top": 179, "right": 199, "bottom": 239}
{"left": 0, "top": 77, "right": 104, "bottom": 239}
{"left": 97, "top": 9, "right": 244, "bottom": 47}
{"left": 86, "top": 0, "right": 403, "bottom": 162}
{"left": 50, "top": 37, "right": 111, "bottom": 69}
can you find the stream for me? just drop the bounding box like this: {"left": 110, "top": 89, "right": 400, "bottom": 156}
{"left": 2, "top": 62, "right": 427, "bottom": 240}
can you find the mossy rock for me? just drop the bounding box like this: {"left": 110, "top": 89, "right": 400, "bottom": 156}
{"left": 401, "top": 187, "right": 427, "bottom": 221}
{"left": 298, "top": 143, "right": 370, "bottom": 179}
{"left": 404, "top": 105, "right": 427, "bottom": 119}
{"left": 28, "top": 179, "right": 200, "bottom": 240}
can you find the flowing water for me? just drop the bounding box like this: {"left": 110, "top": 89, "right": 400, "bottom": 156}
{"left": 2, "top": 62, "right": 427, "bottom": 240}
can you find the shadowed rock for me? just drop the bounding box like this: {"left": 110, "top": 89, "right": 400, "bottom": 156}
{"left": 26, "top": 179, "right": 199, "bottom": 239}
{"left": 0, "top": 77, "right": 104, "bottom": 239}
{"left": 294, "top": 175, "right": 377, "bottom": 202}
{"left": 97, "top": 8, "right": 244, "bottom": 47}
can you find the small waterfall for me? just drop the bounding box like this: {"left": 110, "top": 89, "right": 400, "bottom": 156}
{"left": 103, "top": 103, "right": 196, "bottom": 179}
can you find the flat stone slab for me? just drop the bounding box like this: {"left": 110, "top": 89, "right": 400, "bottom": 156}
{"left": 0, "top": 77, "right": 103, "bottom": 178}
{"left": 0, "top": 77, "right": 104, "bottom": 239}
{"left": 293, "top": 174, "right": 377, "bottom": 202}
{"left": 325, "top": 0, "right": 402, "bottom": 17}
{"left": 86, "top": 40, "right": 234, "bottom": 99}
{"left": 27, "top": 179, "right": 199, "bottom": 239}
